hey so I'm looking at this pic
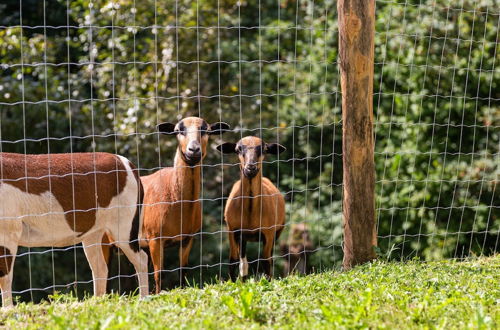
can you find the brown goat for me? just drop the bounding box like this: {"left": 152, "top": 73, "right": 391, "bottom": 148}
{"left": 217, "top": 136, "right": 286, "bottom": 280}
{"left": 280, "top": 223, "right": 314, "bottom": 276}
{"left": 126, "top": 117, "right": 228, "bottom": 293}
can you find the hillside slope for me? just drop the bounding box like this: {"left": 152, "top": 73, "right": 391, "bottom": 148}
{"left": 1, "top": 256, "right": 498, "bottom": 329}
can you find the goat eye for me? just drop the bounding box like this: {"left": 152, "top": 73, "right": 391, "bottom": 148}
{"left": 200, "top": 125, "right": 208, "bottom": 135}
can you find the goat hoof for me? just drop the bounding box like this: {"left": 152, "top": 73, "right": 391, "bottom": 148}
{"left": 140, "top": 295, "right": 154, "bottom": 302}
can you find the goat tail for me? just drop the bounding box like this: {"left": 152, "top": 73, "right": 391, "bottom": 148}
{"left": 128, "top": 162, "right": 144, "bottom": 253}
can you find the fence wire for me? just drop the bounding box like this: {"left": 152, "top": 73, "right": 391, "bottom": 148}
{"left": 0, "top": 0, "right": 498, "bottom": 303}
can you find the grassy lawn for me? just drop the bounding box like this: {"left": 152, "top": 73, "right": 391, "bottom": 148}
{"left": 1, "top": 255, "right": 498, "bottom": 329}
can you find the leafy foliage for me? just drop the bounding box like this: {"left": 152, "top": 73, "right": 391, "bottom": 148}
{"left": 0, "top": 0, "right": 498, "bottom": 301}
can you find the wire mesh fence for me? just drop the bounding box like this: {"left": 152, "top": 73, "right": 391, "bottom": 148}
{"left": 0, "top": 0, "right": 498, "bottom": 304}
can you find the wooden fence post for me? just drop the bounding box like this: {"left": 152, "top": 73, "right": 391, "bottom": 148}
{"left": 338, "top": 0, "right": 377, "bottom": 269}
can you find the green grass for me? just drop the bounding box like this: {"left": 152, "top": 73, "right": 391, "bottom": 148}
{"left": 1, "top": 256, "right": 499, "bottom": 329}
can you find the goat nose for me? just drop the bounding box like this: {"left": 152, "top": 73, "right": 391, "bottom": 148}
{"left": 188, "top": 145, "right": 200, "bottom": 153}
{"left": 247, "top": 164, "right": 257, "bottom": 170}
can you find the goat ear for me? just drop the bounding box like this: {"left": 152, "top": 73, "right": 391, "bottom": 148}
{"left": 157, "top": 122, "right": 176, "bottom": 135}
{"left": 266, "top": 143, "right": 286, "bottom": 155}
{"left": 209, "top": 122, "right": 230, "bottom": 135}
{"left": 216, "top": 142, "right": 237, "bottom": 154}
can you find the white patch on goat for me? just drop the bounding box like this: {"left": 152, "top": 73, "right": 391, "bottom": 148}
{"left": 100, "top": 156, "right": 140, "bottom": 243}
{"left": 239, "top": 257, "right": 248, "bottom": 277}
{"left": 0, "top": 184, "right": 74, "bottom": 247}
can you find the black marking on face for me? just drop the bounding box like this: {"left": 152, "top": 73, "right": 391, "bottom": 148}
{"left": 200, "top": 121, "right": 209, "bottom": 136}
{"left": 236, "top": 144, "right": 244, "bottom": 154}
{"left": 178, "top": 121, "right": 186, "bottom": 135}
{"left": 241, "top": 145, "right": 263, "bottom": 163}
{"left": 255, "top": 144, "right": 264, "bottom": 158}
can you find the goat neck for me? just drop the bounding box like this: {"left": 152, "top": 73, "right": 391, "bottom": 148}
{"left": 171, "top": 147, "right": 202, "bottom": 201}
{"left": 240, "top": 171, "right": 264, "bottom": 204}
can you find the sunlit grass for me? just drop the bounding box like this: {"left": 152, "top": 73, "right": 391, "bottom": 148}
{"left": 1, "top": 255, "right": 498, "bottom": 329}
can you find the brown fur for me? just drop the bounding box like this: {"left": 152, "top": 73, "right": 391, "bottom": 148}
{"left": 219, "top": 136, "right": 286, "bottom": 279}
{"left": 0, "top": 152, "right": 127, "bottom": 233}
{"left": 143, "top": 117, "right": 224, "bottom": 292}
{"left": 0, "top": 247, "right": 13, "bottom": 278}
{"left": 141, "top": 166, "right": 202, "bottom": 246}
{"left": 103, "top": 117, "right": 229, "bottom": 293}
{"left": 141, "top": 160, "right": 202, "bottom": 292}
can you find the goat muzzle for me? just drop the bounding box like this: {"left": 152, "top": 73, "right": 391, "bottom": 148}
{"left": 182, "top": 151, "right": 202, "bottom": 166}
{"left": 243, "top": 165, "right": 259, "bottom": 179}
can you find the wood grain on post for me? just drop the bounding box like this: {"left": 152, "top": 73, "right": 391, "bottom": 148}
{"left": 338, "top": 0, "right": 377, "bottom": 269}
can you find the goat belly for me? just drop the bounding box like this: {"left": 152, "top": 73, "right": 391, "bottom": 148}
{"left": 0, "top": 185, "right": 79, "bottom": 247}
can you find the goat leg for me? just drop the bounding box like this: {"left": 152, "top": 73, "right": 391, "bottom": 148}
{"left": 178, "top": 236, "right": 194, "bottom": 287}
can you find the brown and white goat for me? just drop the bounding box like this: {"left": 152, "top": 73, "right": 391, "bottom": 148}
{"left": 0, "top": 152, "right": 148, "bottom": 307}
{"left": 134, "top": 117, "right": 228, "bottom": 293}
{"left": 217, "top": 136, "right": 286, "bottom": 280}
